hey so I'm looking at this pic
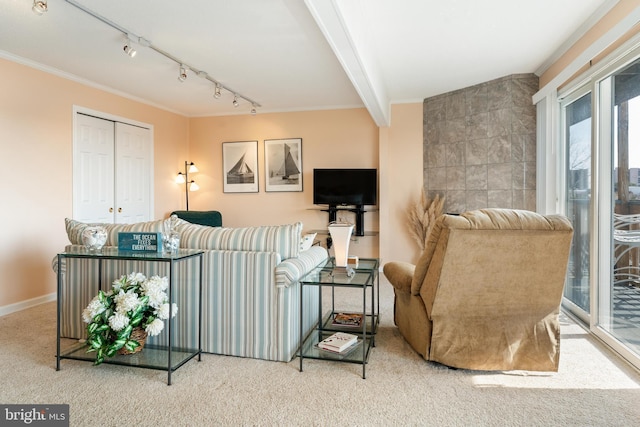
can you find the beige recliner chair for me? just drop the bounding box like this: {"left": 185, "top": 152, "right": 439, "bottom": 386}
{"left": 383, "top": 209, "right": 573, "bottom": 372}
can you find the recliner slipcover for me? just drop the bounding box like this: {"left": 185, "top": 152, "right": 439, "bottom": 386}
{"left": 383, "top": 208, "right": 573, "bottom": 372}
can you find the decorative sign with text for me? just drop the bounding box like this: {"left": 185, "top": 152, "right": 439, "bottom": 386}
{"left": 117, "top": 232, "right": 162, "bottom": 252}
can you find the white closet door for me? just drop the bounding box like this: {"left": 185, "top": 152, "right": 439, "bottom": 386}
{"left": 115, "top": 122, "right": 152, "bottom": 223}
{"left": 73, "top": 114, "right": 115, "bottom": 223}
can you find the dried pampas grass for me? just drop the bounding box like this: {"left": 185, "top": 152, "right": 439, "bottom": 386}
{"left": 408, "top": 191, "right": 445, "bottom": 251}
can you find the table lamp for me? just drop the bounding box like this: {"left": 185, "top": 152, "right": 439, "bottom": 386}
{"left": 328, "top": 222, "right": 355, "bottom": 276}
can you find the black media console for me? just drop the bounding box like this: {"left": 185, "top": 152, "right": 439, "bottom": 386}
{"left": 321, "top": 205, "right": 367, "bottom": 236}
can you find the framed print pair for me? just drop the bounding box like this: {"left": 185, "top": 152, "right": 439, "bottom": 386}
{"left": 222, "top": 138, "right": 302, "bottom": 193}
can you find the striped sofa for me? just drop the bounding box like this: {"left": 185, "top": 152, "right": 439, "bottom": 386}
{"left": 55, "top": 218, "right": 328, "bottom": 362}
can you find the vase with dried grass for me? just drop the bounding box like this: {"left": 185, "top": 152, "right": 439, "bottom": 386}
{"left": 408, "top": 191, "right": 445, "bottom": 251}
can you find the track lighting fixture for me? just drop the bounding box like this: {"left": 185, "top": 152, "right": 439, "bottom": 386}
{"left": 32, "top": 1, "right": 48, "bottom": 15}
{"left": 250, "top": 106, "right": 257, "bottom": 115}
{"left": 37, "top": 0, "right": 261, "bottom": 114}
{"left": 178, "top": 65, "right": 187, "bottom": 82}
{"left": 123, "top": 43, "right": 136, "bottom": 57}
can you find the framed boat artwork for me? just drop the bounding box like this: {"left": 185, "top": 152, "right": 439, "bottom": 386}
{"left": 264, "top": 138, "right": 303, "bottom": 192}
{"left": 222, "top": 141, "right": 259, "bottom": 193}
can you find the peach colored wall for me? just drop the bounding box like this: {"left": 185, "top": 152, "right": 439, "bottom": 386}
{"left": 539, "top": 0, "right": 640, "bottom": 87}
{"left": 380, "top": 103, "right": 424, "bottom": 265}
{"left": 188, "top": 109, "right": 381, "bottom": 259}
{"left": 0, "top": 60, "right": 423, "bottom": 311}
{"left": 0, "top": 58, "right": 189, "bottom": 310}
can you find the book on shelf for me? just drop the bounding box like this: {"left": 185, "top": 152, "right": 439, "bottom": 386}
{"left": 331, "top": 312, "right": 363, "bottom": 328}
{"left": 317, "top": 332, "right": 358, "bottom": 353}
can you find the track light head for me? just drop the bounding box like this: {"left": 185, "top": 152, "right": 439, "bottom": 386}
{"left": 213, "top": 84, "right": 222, "bottom": 99}
{"left": 123, "top": 43, "right": 136, "bottom": 57}
{"left": 32, "top": 1, "right": 48, "bottom": 15}
{"left": 250, "top": 106, "right": 257, "bottom": 115}
{"left": 233, "top": 95, "right": 239, "bottom": 108}
{"left": 178, "top": 65, "right": 187, "bottom": 82}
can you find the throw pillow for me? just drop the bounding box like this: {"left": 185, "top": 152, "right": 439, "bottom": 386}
{"left": 300, "top": 233, "right": 317, "bottom": 252}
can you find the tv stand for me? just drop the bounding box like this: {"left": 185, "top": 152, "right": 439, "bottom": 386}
{"left": 320, "top": 205, "right": 367, "bottom": 236}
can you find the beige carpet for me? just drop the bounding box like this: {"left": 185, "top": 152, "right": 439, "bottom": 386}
{"left": 2, "top": 280, "right": 640, "bottom": 426}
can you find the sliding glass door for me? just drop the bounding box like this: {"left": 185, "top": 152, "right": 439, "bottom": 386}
{"left": 562, "top": 90, "right": 592, "bottom": 319}
{"left": 598, "top": 58, "right": 640, "bottom": 358}
{"left": 560, "top": 54, "right": 640, "bottom": 369}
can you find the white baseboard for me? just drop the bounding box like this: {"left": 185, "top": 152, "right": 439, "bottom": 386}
{"left": 0, "top": 293, "right": 56, "bottom": 317}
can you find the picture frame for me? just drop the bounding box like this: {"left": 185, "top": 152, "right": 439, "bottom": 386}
{"left": 222, "top": 141, "right": 259, "bottom": 193}
{"left": 264, "top": 138, "right": 303, "bottom": 192}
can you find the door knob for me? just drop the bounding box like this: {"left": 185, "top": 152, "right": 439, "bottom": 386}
{"left": 118, "top": 208, "right": 122, "bottom": 213}
{"left": 109, "top": 207, "right": 113, "bottom": 213}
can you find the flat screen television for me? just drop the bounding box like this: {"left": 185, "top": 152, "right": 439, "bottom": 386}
{"left": 313, "top": 168, "right": 377, "bottom": 207}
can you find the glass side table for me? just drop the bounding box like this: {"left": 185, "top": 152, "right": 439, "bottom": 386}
{"left": 55, "top": 247, "right": 204, "bottom": 385}
{"left": 298, "top": 257, "right": 379, "bottom": 379}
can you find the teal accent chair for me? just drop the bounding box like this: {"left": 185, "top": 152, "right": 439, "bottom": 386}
{"left": 171, "top": 210, "right": 222, "bottom": 227}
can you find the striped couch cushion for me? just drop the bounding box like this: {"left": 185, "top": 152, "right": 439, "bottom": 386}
{"left": 176, "top": 221, "right": 302, "bottom": 260}
{"left": 275, "top": 246, "right": 329, "bottom": 288}
{"left": 65, "top": 218, "right": 172, "bottom": 246}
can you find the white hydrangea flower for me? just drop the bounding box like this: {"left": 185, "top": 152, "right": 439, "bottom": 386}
{"left": 147, "top": 275, "right": 168, "bottom": 291}
{"left": 155, "top": 303, "right": 170, "bottom": 320}
{"left": 145, "top": 318, "right": 164, "bottom": 336}
{"left": 111, "top": 277, "right": 125, "bottom": 293}
{"left": 114, "top": 289, "right": 141, "bottom": 313}
{"left": 170, "top": 302, "right": 178, "bottom": 318}
{"left": 128, "top": 272, "right": 147, "bottom": 285}
{"left": 141, "top": 276, "right": 168, "bottom": 296}
{"left": 144, "top": 287, "right": 167, "bottom": 309}
{"left": 82, "top": 296, "right": 106, "bottom": 323}
{"left": 108, "top": 312, "right": 130, "bottom": 332}
{"left": 155, "top": 302, "right": 178, "bottom": 320}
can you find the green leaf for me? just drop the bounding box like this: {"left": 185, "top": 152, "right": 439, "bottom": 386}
{"left": 120, "top": 325, "right": 133, "bottom": 339}
{"left": 124, "top": 340, "right": 139, "bottom": 352}
{"left": 130, "top": 314, "right": 143, "bottom": 327}
{"left": 113, "top": 339, "right": 126, "bottom": 349}
{"left": 88, "top": 322, "right": 98, "bottom": 334}
{"left": 96, "top": 324, "right": 110, "bottom": 332}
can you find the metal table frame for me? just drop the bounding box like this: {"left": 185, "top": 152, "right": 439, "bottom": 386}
{"left": 55, "top": 247, "right": 204, "bottom": 385}
{"left": 298, "top": 257, "right": 379, "bottom": 378}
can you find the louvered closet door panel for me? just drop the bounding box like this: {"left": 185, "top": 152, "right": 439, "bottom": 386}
{"left": 73, "top": 114, "right": 115, "bottom": 223}
{"left": 115, "top": 122, "right": 152, "bottom": 224}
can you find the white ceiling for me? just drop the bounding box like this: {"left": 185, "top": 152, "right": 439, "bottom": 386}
{"left": 0, "top": 0, "right": 613, "bottom": 124}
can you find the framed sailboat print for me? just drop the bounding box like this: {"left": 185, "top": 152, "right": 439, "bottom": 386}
{"left": 222, "top": 141, "right": 259, "bottom": 193}
{"left": 264, "top": 138, "right": 303, "bottom": 192}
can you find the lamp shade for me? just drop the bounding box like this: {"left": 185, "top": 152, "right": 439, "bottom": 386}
{"left": 328, "top": 223, "right": 354, "bottom": 267}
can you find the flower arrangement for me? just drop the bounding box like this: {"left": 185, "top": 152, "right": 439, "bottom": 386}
{"left": 82, "top": 272, "right": 178, "bottom": 365}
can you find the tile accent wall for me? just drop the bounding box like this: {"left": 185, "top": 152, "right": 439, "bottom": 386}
{"left": 423, "top": 74, "right": 538, "bottom": 213}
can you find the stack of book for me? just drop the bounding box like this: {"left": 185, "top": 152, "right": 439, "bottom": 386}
{"left": 331, "top": 312, "right": 363, "bottom": 328}
{"left": 317, "top": 332, "right": 358, "bottom": 354}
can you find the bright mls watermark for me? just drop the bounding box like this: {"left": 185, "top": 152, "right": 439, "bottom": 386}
{"left": 1, "top": 405, "right": 68, "bottom": 426}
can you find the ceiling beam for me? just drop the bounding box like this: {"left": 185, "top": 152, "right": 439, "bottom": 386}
{"left": 305, "top": 0, "right": 390, "bottom": 127}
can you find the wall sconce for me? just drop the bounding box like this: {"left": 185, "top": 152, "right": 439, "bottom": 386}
{"left": 175, "top": 161, "right": 199, "bottom": 210}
